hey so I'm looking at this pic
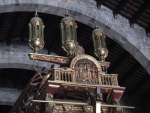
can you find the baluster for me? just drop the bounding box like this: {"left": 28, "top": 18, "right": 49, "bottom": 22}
{"left": 107, "top": 76, "right": 110, "bottom": 85}
{"left": 66, "top": 72, "right": 68, "bottom": 82}
{"left": 60, "top": 72, "right": 62, "bottom": 81}
{"left": 64, "top": 72, "right": 66, "bottom": 81}
{"left": 101, "top": 76, "right": 103, "bottom": 85}
{"left": 109, "top": 76, "right": 111, "bottom": 85}
{"left": 99, "top": 75, "right": 102, "bottom": 85}
{"left": 106, "top": 76, "right": 108, "bottom": 85}
{"left": 68, "top": 72, "right": 71, "bottom": 82}
{"left": 102, "top": 76, "right": 104, "bottom": 85}
{"left": 66, "top": 73, "right": 70, "bottom": 82}
{"left": 103, "top": 76, "right": 105, "bottom": 85}
{"left": 63, "top": 72, "right": 65, "bottom": 81}
{"left": 104, "top": 76, "right": 106, "bottom": 85}
{"left": 65, "top": 72, "right": 66, "bottom": 81}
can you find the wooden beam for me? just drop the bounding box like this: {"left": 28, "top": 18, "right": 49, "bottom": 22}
{"left": 119, "top": 62, "right": 140, "bottom": 86}
{"left": 14, "top": 69, "right": 22, "bottom": 88}
{"left": 7, "top": 13, "right": 20, "bottom": 45}
{"left": 0, "top": 14, "right": 6, "bottom": 37}
{"left": 129, "top": 0, "right": 150, "bottom": 27}
{"left": 47, "top": 31, "right": 60, "bottom": 55}
{"left": 113, "top": 0, "right": 128, "bottom": 18}
{"left": 108, "top": 51, "right": 128, "bottom": 73}
{"left": 146, "top": 24, "right": 150, "bottom": 36}
{"left": 128, "top": 74, "right": 150, "bottom": 96}
{"left": 21, "top": 13, "right": 34, "bottom": 41}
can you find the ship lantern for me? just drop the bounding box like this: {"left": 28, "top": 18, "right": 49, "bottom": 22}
{"left": 92, "top": 25, "right": 108, "bottom": 61}
{"left": 28, "top": 11, "right": 45, "bottom": 53}
{"left": 60, "top": 9, "right": 77, "bottom": 57}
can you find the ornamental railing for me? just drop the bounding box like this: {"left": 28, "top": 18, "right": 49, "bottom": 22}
{"left": 52, "top": 68, "right": 118, "bottom": 86}
{"left": 100, "top": 74, "right": 118, "bottom": 86}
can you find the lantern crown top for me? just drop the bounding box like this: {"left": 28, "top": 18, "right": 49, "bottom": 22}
{"left": 30, "top": 10, "right": 43, "bottom": 23}
{"left": 61, "top": 9, "right": 75, "bottom": 23}
{"left": 92, "top": 24, "right": 104, "bottom": 35}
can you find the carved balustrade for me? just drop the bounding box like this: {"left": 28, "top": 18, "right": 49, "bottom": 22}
{"left": 99, "top": 74, "right": 118, "bottom": 86}
{"left": 53, "top": 68, "right": 118, "bottom": 86}
{"left": 54, "top": 68, "right": 75, "bottom": 82}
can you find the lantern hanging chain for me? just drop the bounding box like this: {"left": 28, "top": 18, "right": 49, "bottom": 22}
{"left": 33, "top": 58, "right": 43, "bottom": 79}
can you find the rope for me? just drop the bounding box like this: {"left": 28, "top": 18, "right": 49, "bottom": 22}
{"left": 33, "top": 57, "right": 43, "bottom": 79}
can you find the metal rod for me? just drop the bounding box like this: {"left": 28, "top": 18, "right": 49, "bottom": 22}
{"left": 101, "top": 104, "right": 135, "bottom": 109}
{"left": 49, "top": 84, "right": 60, "bottom": 88}
{"left": 32, "top": 100, "right": 90, "bottom": 105}
{"left": 31, "top": 100, "right": 135, "bottom": 109}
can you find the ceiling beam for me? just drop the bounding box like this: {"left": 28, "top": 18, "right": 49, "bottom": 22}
{"left": 113, "top": 0, "right": 128, "bottom": 18}
{"left": 0, "top": 14, "right": 6, "bottom": 37}
{"left": 139, "top": 91, "right": 150, "bottom": 109}
{"left": 119, "top": 62, "right": 140, "bottom": 86}
{"left": 14, "top": 69, "right": 22, "bottom": 88}
{"left": 21, "top": 13, "right": 34, "bottom": 42}
{"left": 48, "top": 32, "right": 60, "bottom": 55}
{"left": 7, "top": 13, "right": 20, "bottom": 45}
{"left": 77, "top": 24, "right": 88, "bottom": 48}
{"left": 128, "top": 74, "right": 150, "bottom": 96}
{"left": 95, "top": 0, "right": 103, "bottom": 9}
{"left": 44, "top": 15, "right": 62, "bottom": 55}
{"left": 129, "top": 0, "right": 150, "bottom": 27}
{"left": 146, "top": 24, "right": 150, "bottom": 36}
{"left": 108, "top": 51, "right": 128, "bottom": 73}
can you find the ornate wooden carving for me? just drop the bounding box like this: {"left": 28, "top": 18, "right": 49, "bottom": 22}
{"left": 29, "top": 53, "right": 71, "bottom": 64}
{"left": 45, "top": 93, "right": 55, "bottom": 113}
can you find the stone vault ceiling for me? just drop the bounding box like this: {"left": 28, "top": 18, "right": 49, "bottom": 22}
{"left": 0, "top": 12, "right": 149, "bottom": 112}
{"left": 0, "top": 0, "right": 150, "bottom": 113}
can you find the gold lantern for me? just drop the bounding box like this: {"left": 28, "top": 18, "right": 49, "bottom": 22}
{"left": 92, "top": 25, "right": 108, "bottom": 61}
{"left": 60, "top": 9, "right": 77, "bottom": 57}
{"left": 28, "top": 10, "right": 45, "bottom": 53}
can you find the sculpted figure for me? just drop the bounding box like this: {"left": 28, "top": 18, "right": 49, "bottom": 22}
{"left": 75, "top": 65, "right": 79, "bottom": 81}
{"left": 79, "top": 64, "right": 83, "bottom": 80}
{"left": 86, "top": 64, "right": 92, "bottom": 83}
{"left": 92, "top": 66, "right": 97, "bottom": 83}
{"left": 83, "top": 64, "right": 87, "bottom": 81}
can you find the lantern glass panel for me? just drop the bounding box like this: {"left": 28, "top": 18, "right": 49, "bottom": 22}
{"left": 100, "top": 36, "right": 103, "bottom": 47}
{"left": 70, "top": 25, "right": 73, "bottom": 40}
{"left": 94, "top": 36, "right": 98, "bottom": 51}
{"left": 36, "top": 25, "right": 39, "bottom": 38}
{"left": 64, "top": 26, "right": 67, "bottom": 42}
{"left": 32, "top": 26, "right": 35, "bottom": 38}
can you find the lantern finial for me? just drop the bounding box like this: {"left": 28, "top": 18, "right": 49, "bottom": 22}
{"left": 35, "top": 9, "right": 38, "bottom": 17}
{"left": 95, "top": 22, "right": 98, "bottom": 29}
{"left": 65, "top": 8, "right": 69, "bottom": 17}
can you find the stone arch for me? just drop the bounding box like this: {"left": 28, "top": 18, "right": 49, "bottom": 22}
{"left": 0, "top": 0, "right": 149, "bottom": 74}
{"left": 0, "top": 39, "right": 59, "bottom": 71}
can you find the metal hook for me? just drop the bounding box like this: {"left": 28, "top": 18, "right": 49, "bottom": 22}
{"left": 19, "top": 106, "right": 24, "bottom": 113}
{"left": 23, "top": 100, "right": 29, "bottom": 108}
